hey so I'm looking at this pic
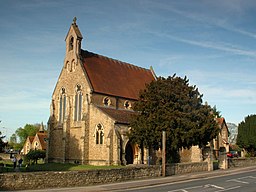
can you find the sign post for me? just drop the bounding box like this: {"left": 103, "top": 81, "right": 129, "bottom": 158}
{"left": 162, "top": 131, "right": 166, "bottom": 177}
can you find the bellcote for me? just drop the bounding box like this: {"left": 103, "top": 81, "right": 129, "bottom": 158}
{"left": 65, "top": 17, "right": 83, "bottom": 59}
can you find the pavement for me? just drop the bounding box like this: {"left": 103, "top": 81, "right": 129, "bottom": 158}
{"left": 81, "top": 166, "right": 256, "bottom": 192}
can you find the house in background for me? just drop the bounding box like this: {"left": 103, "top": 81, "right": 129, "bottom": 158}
{"left": 21, "top": 123, "right": 47, "bottom": 155}
{"left": 22, "top": 136, "right": 34, "bottom": 155}
{"left": 180, "top": 117, "right": 229, "bottom": 166}
{"left": 213, "top": 117, "right": 229, "bottom": 158}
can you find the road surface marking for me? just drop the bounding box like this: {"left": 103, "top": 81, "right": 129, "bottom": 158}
{"left": 226, "top": 179, "right": 249, "bottom": 184}
{"left": 168, "top": 185, "right": 203, "bottom": 192}
{"left": 168, "top": 184, "right": 224, "bottom": 192}
{"left": 215, "top": 185, "right": 241, "bottom": 192}
{"left": 237, "top": 175, "right": 256, "bottom": 180}
{"left": 204, "top": 184, "right": 224, "bottom": 189}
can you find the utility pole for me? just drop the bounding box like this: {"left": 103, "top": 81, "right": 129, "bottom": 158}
{"left": 162, "top": 131, "right": 166, "bottom": 177}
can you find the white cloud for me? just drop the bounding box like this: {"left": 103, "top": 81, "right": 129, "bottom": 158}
{"left": 161, "top": 34, "right": 256, "bottom": 57}
{"left": 181, "top": 69, "right": 256, "bottom": 106}
{"left": 145, "top": 0, "right": 256, "bottom": 39}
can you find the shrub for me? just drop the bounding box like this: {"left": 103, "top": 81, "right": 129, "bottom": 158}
{"left": 25, "top": 150, "right": 46, "bottom": 164}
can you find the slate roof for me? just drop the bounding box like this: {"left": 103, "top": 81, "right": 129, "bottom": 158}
{"left": 81, "top": 50, "right": 155, "bottom": 100}
{"left": 98, "top": 106, "right": 136, "bottom": 124}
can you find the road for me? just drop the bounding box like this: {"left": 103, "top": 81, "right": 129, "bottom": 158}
{"left": 117, "top": 170, "right": 256, "bottom": 192}
{"left": 19, "top": 166, "right": 256, "bottom": 192}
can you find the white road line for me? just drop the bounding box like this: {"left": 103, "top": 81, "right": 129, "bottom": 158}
{"left": 209, "top": 184, "right": 225, "bottom": 189}
{"left": 248, "top": 176, "right": 256, "bottom": 179}
{"left": 167, "top": 189, "right": 188, "bottom": 192}
{"left": 237, "top": 176, "right": 256, "bottom": 180}
{"left": 215, "top": 185, "right": 241, "bottom": 192}
{"left": 226, "top": 179, "right": 249, "bottom": 184}
{"left": 168, "top": 185, "right": 202, "bottom": 192}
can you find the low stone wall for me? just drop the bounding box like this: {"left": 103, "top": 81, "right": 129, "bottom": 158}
{"left": 0, "top": 162, "right": 208, "bottom": 191}
{"left": 228, "top": 157, "right": 256, "bottom": 168}
{"left": 166, "top": 162, "right": 208, "bottom": 176}
{"left": 0, "top": 166, "right": 161, "bottom": 191}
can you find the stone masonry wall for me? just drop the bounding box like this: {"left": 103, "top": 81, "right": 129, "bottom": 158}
{"left": 0, "top": 162, "right": 209, "bottom": 191}
{"left": 166, "top": 162, "right": 208, "bottom": 176}
{"left": 0, "top": 166, "right": 161, "bottom": 191}
{"left": 228, "top": 157, "right": 256, "bottom": 168}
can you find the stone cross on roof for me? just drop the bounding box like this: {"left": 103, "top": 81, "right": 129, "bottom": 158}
{"left": 73, "top": 17, "right": 77, "bottom": 25}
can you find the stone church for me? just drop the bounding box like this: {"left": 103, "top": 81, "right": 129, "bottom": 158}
{"left": 47, "top": 19, "right": 156, "bottom": 165}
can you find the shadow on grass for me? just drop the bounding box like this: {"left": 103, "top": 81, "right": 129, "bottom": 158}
{"left": 0, "top": 162, "right": 123, "bottom": 173}
{"left": 27, "top": 163, "right": 123, "bottom": 172}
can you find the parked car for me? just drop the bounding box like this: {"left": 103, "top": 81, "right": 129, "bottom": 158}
{"left": 227, "top": 151, "right": 238, "bottom": 158}
{"left": 227, "top": 152, "right": 233, "bottom": 158}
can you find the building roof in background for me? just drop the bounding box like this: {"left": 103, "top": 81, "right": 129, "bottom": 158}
{"left": 36, "top": 132, "right": 47, "bottom": 150}
{"left": 28, "top": 136, "right": 35, "bottom": 143}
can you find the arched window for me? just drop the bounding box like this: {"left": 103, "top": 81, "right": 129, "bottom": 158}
{"left": 59, "top": 87, "right": 67, "bottom": 123}
{"left": 124, "top": 100, "right": 131, "bottom": 109}
{"left": 103, "top": 97, "right": 111, "bottom": 106}
{"left": 95, "top": 124, "right": 104, "bottom": 144}
{"left": 71, "top": 59, "right": 76, "bottom": 72}
{"left": 74, "top": 85, "right": 82, "bottom": 121}
{"left": 69, "top": 36, "right": 74, "bottom": 51}
{"left": 34, "top": 141, "right": 39, "bottom": 150}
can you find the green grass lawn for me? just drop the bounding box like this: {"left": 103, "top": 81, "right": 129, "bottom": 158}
{"left": 27, "top": 162, "right": 123, "bottom": 172}
{"left": 0, "top": 152, "right": 123, "bottom": 173}
{"left": 0, "top": 159, "right": 123, "bottom": 173}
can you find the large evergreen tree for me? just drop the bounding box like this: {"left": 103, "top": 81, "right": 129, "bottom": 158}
{"left": 129, "top": 75, "right": 219, "bottom": 162}
{"left": 237, "top": 114, "right": 256, "bottom": 156}
{"left": 0, "top": 131, "right": 6, "bottom": 152}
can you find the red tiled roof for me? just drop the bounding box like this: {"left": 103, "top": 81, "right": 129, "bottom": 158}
{"left": 37, "top": 132, "right": 47, "bottom": 150}
{"left": 216, "top": 117, "right": 228, "bottom": 129}
{"left": 28, "top": 136, "right": 35, "bottom": 143}
{"left": 216, "top": 117, "right": 224, "bottom": 125}
{"left": 81, "top": 50, "right": 155, "bottom": 100}
{"left": 98, "top": 106, "right": 136, "bottom": 124}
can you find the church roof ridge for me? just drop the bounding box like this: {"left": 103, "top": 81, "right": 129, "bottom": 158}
{"left": 81, "top": 49, "right": 151, "bottom": 72}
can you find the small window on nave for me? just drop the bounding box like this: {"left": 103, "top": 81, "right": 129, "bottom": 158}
{"left": 103, "top": 97, "right": 111, "bottom": 106}
{"left": 124, "top": 100, "right": 131, "bottom": 109}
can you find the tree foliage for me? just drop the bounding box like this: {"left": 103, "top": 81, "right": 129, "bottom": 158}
{"left": 237, "top": 114, "right": 256, "bottom": 156}
{"left": 0, "top": 131, "right": 7, "bottom": 152}
{"left": 25, "top": 150, "right": 46, "bottom": 164}
{"left": 212, "top": 105, "right": 222, "bottom": 118}
{"left": 129, "top": 75, "right": 219, "bottom": 162}
{"left": 8, "top": 134, "right": 21, "bottom": 150}
{"left": 15, "top": 124, "right": 40, "bottom": 145}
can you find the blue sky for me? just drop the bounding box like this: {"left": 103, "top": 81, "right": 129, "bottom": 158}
{"left": 1, "top": 0, "right": 256, "bottom": 139}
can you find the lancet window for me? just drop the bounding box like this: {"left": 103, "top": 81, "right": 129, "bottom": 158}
{"left": 95, "top": 124, "right": 104, "bottom": 145}
{"left": 74, "top": 84, "right": 82, "bottom": 121}
{"left": 59, "top": 87, "right": 67, "bottom": 123}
